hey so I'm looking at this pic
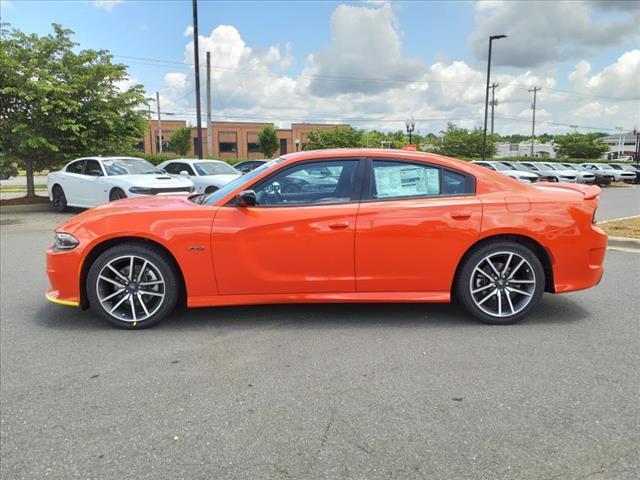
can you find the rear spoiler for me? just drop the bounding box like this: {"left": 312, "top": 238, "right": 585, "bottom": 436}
{"left": 534, "top": 182, "right": 601, "bottom": 200}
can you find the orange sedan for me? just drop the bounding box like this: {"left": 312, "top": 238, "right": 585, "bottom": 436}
{"left": 46, "top": 149, "right": 607, "bottom": 329}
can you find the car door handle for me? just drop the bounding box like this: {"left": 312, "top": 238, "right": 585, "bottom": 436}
{"left": 450, "top": 211, "right": 472, "bottom": 220}
{"left": 328, "top": 222, "right": 349, "bottom": 230}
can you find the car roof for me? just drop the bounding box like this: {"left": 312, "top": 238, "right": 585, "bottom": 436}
{"left": 168, "top": 158, "right": 228, "bottom": 164}
{"left": 69, "top": 156, "right": 144, "bottom": 163}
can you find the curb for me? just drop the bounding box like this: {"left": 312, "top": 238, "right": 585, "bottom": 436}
{"left": 0, "top": 203, "right": 53, "bottom": 214}
{"left": 607, "top": 236, "right": 640, "bottom": 253}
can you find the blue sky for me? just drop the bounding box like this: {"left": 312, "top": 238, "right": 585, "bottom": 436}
{"left": 2, "top": 0, "right": 639, "bottom": 134}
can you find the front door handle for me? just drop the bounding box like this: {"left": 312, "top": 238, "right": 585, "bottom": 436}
{"left": 328, "top": 222, "right": 349, "bottom": 230}
{"left": 450, "top": 211, "right": 472, "bottom": 220}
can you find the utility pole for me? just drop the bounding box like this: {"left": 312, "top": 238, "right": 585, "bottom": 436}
{"left": 528, "top": 86, "right": 541, "bottom": 157}
{"left": 489, "top": 83, "right": 499, "bottom": 135}
{"left": 192, "top": 0, "right": 203, "bottom": 159}
{"left": 206, "top": 51, "right": 212, "bottom": 157}
{"left": 156, "top": 91, "right": 162, "bottom": 154}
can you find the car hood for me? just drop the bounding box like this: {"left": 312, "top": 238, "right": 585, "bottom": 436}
{"left": 55, "top": 194, "right": 212, "bottom": 233}
{"left": 113, "top": 174, "right": 194, "bottom": 187}
{"left": 202, "top": 174, "right": 241, "bottom": 183}
{"left": 509, "top": 170, "right": 538, "bottom": 178}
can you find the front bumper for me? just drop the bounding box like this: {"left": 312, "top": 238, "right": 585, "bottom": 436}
{"left": 46, "top": 246, "right": 83, "bottom": 307}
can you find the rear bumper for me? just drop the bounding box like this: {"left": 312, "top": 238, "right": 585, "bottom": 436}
{"left": 553, "top": 225, "right": 608, "bottom": 294}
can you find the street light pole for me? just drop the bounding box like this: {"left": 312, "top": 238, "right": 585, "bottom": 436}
{"left": 405, "top": 117, "right": 415, "bottom": 145}
{"left": 482, "top": 34, "right": 506, "bottom": 160}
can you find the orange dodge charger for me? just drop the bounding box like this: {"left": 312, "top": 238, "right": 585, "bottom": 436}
{"left": 46, "top": 149, "right": 607, "bottom": 329}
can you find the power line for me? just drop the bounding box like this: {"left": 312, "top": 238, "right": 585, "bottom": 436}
{"left": 114, "top": 53, "right": 640, "bottom": 102}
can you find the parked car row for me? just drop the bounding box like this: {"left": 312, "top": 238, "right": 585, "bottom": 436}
{"left": 46, "top": 156, "right": 241, "bottom": 212}
{"left": 47, "top": 156, "right": 640, "bottom": 212}
{"left": 472, "top": 160, "right": 640, "bottom": 185}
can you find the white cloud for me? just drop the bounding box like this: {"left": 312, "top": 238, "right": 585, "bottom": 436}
{"left": 475, "top": 0, "right": 504, "bottom": 11}
{"left": 183, "top": 25, "right": 193, "bottom": 37}
{"left": 1, "top": 0, "right": 14, "bottom": 10}
{"left": 152, "top": 3, "right": 639, "bottom": 136}
{"left": 92, "top": 0, "right": 124, "bottom": 11}
{"left": 470, "top": 0, "right": 640, "bottom": 68}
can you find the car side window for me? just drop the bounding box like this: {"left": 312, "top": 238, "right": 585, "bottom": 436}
{"left": 66, "top": 160, "right": 85, "bottom": 174}
{"left": 164, "top": 162, "right": 193, "bottom": 175}
{"left": 85, "top": 160, "right": 103, "bottom": 177}
{"left": 370, "top": 161, "right": 440, "bottom": 199}
{"left": 251, "top": 159, "right": 359, "bottom": 206}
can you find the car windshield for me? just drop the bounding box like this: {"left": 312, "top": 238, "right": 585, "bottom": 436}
{"left": 103, "top": 158, "right": 162, "bottom": 176}
{"left": 490, "top": 162, "right": 510, "bottom": 171}
{"left": 201, "top": 158, "right": 284, "bottom": 205}
{"left": 543, "top": 164, "right": 559, "bottom": 171}
{"left": 194, "top": 161, "right": 238, "bottom": 176}
{"left": 561, "top": 164, "right": 578, "bottom": 170}
{"left": 500, "top": 163, "right": 517, "bottom": 170}
{"left": 608, "top": 164, "right": 623, "bottom": 170}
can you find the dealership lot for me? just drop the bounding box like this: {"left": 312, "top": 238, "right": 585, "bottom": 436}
{"left": 1, "top": 188, "right": 639, "bottom": 479}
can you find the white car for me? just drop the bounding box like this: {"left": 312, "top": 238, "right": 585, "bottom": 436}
{"left": 47, "top": 156, "right": 194, "bottom": 212}
{"left": 471, "top": 161, "right": 540, "bottom": 184}
{"left": 581, "top": 162, "right": 636, "bottom": 183}
{"left": 541, "top": 162, "right": 596, "bottom": 184}
{"left": 157, "top": 158, "right": 241, "bottom": 194}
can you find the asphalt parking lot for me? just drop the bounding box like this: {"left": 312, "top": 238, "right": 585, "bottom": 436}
{"left": 1, "top": 188, "right": 639, "bottom": 479}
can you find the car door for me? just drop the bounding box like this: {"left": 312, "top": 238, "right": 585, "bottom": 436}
{"left": 211, "top": 158, "right": 363, "bottom": 295}
{"left": 355, "top": 159, "right": 481, "bottom": 293}
{"left": 77, "top": 159, "right": 107, "bottom": 206}
{"left": 61, "top": 160, "right": 86, "bottom": 205}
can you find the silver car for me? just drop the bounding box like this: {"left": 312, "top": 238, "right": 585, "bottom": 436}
{"left": 542, "top": 162, "right": 595, "bottom": 184}
{"left": 581, "top": 163, "right": 636, "bottom": 183}
{"left": 558, "top": 163, "right": 610, "bottom": 185}
{"left": 517, "top": 161, "right": 577, "bottom": 183}
{"left": 471, "top": 161, "right": 540, "bottom": 184}
{"left": 607, "top": 163, "right": 639, "bottom": 184}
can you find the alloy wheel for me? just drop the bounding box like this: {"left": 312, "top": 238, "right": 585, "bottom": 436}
{"left": 96, "top": 255, "right": 165, "bottom": 323}
{"left": 469, "top": 251, "right": 536, "bottom": 318}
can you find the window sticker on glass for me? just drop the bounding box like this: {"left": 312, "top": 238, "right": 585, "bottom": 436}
{"left": 373, "top": 162, "right": 440, "bottom": 198}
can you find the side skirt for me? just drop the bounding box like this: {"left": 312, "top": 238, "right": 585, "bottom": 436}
{"left": 187, "top": 291, "right": 451, "bottom": 308}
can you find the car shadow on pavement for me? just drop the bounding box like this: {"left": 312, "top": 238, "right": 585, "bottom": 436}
{"left": 34, "top": 294, "right": 589, "bottom": 332}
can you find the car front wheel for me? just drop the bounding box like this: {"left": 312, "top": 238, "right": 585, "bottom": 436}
{"left": 109, "top": 188, "right": 127, "bottom": 201}
{"left": 457, "top": 241, "right": 545, "bottom": 325}
{"left": 86, "top": 243, "right": 179, "bottom": 329}
{"left": 52, "top": 185, "right": 68, "bottom": 213}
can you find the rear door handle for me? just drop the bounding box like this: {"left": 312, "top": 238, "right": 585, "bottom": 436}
{"left": 450, "top": 211, "right": 472, "bottom": 220}
{"left": 328, "top": 222, "right": 349, "bottom": 230}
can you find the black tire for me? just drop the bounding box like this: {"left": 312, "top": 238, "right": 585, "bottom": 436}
{"left": 204, "top": 185, "right": 219, "bottom": 194}
{"left": 86, "top": 243, "right": 179, "bottom": 329}
{"left": 456, "top": 241, "right": 545, "bottom": 325}
{"left": 52, "top": 185, "right": 68, "bottom": 212}
{"left": 109, "top": 188, "right": 127, "bottom": 202}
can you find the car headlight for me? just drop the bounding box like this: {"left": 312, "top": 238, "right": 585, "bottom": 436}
{"left": 53, "top": 232, "right": 79, "bottom": 251}
{"left": 129, "top": 186, "right": 152, "bottom": 194}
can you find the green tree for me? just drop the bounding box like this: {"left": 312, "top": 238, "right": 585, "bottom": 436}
{"left": 0, "top": 23, "right": 148, "bottom": 196}
{"left": 434, "top": 123, "right": 496, "bottom": 158}
{"left": 553, "top": 133, "right": 608, "bottom": 159}
{"left": 257, "top": 125, "right": 279, "bottom": 158}
{"left": 304, "top": 127, "right": 364, "bottom": 150}
{"left": 168, "top": 126, "right": 192, "bottom": 156}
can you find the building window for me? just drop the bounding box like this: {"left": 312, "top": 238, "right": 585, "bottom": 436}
{"left": 247, "top": 142, "right": 260, "bottom": 153}
{"left": 219, "top": 142, "right": 237, "bottom": 153}
{"left": 133, "top": 140, "right": 144, "bottom": 152}
{"left": 156, "top": 136, "right": 170, "bottom": 152}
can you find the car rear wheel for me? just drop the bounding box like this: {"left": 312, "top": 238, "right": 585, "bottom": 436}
{"left": 456, "top": 241, "right": 545, "bottom": 325}
{"left": 87, "top": 243, "right": 179, "bottom": 329}
{"left": 109, "top": 188, "right": 127, "bottom": 201}
{"left": 52, "top": 185, "right": 68, "bottom": 213}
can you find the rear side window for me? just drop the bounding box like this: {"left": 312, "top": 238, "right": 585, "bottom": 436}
{"left": 368, "top": 160, "right": 474, "bottom": 200}
{"left": 66, "top": 160, "right": 85, "bottom": 174}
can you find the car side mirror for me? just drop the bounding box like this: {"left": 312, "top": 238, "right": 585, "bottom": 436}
{"left": 179, "top": 170, "right": 190, "bottom": 176}
{"left": 237, "top": 190, "right": 257, "bottom": 207}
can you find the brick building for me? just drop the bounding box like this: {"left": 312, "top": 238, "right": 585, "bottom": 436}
{"left": 140, "top": 120, "right": 350, "bottom": 159}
